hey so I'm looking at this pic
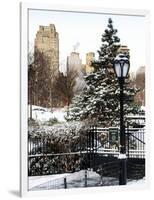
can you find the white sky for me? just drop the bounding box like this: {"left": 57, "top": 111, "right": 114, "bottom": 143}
{"left": 28, "top": 9, "right": 146, "bottom": 73}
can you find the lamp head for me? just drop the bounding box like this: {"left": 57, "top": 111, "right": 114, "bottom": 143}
{"left": 114, "top": 53, "right": 130, "bottom": 78}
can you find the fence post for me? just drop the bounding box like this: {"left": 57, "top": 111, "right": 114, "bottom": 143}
{"left": 100, "top": 165, "right": 103, "bottom": 186}
{"left": 64, "top": 177, "right": 67, "bottom": 189}
{"left": 85, "top": 170, "right": 87, "bottom": 187}
{"left": 127, "top": 128, "right": 129, "bottom": 159}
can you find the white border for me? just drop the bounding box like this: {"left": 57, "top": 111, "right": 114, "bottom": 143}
{"left": 20, "top": 2, "right": 28, "bottom": 197}
{"left": 20, "top": 2, "right": 150, "bottom": 197}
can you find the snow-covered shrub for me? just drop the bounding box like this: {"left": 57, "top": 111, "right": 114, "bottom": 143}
{"left": 45, "top": 117, "right": 59, "bottom": 126}
{"left": 29, "top": 154, "right": 81, "bottom": 176}
{"left": 28, "top": 118, "right": 39, "bottom": 128}
{"left": 28, "top": 121, "right": 89, "bottom": 175}
{"left": 28, "top": 121, "right": 89, "bottom": 153}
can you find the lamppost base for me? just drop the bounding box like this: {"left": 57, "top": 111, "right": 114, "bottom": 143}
{"left": 119, "top": 158, "right": 127, "bottom": 185}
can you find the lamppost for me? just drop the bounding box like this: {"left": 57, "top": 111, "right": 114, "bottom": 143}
{"left": 113, "top": 53, "right": 130, "bottom": 185}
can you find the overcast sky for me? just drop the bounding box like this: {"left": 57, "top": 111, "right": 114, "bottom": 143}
{"left": 28, "top": 9, "right": 146, "bottom": 73}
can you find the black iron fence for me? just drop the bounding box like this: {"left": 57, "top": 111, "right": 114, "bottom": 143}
{"left": 28, "top": 125, "right": 145, "bottom": 177}
{"left": 126, "top": 127, "right": 145, "bottom": 159}
{"left": 85, "top": 126, "right": 145, "bottom": 159}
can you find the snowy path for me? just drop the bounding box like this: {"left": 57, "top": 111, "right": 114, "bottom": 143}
{"left": 28, "top": 170, "right": 145, "bottom": 191}
{"left": 29, "top": 173, "right": 71, "bottom": 190}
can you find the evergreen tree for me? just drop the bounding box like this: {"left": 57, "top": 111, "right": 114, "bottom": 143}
{"left": 66, "top": 18, "right": 139, "bottom": 127}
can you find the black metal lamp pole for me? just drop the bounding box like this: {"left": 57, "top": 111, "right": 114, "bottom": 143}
{"left": 113, "top": 53, "right": 130, "bottom": 185}
{"left": 119, "top": 77, "right": 127, "bottom": 185}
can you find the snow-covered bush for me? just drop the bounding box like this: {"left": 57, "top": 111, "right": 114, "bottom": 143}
{"left": 28, "top": 121, "right": 89, "bottom": 176}
{"left": 45, "top": 117, "right": 59, "bottom": 126}
{"left": 29, "top": 154, "right": 81, "bottom": 176}
{"left": 28, "top": 118, "right": 39, "bottom": 128}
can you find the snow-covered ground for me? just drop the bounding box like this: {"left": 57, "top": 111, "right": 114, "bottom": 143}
{"left": 29, "top": 173, "right": 71, "bottom": 190}
{"left": 127, "top": 177, "right": 145, "bottom": 185}
{"left": 29, "top": 170, "right": 101, "bottom": 191}
{"left": 29, "top": 170, "right": 145, "bottom": 191}
{"left": 28, "top": 105, "right": 66, "bottom": 122}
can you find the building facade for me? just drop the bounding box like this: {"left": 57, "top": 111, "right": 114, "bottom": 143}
{"left": 66, "top": 52, "right": 85, "bottom": 95}
{"left": 117, "top": 45, "right": 130, "bottom": 55}
{"left": 135, "top": 66, "right": 145, "bottom": 106}
{"left": 85, "top": 52, "right": 95, "bottom": 74}
{"left": 34, "top": 24, "right": 59, "bottom": 75}
{"left": 67, "top": 52, "right": 82, "bottom": 73}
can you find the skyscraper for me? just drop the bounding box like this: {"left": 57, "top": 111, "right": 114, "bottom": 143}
{"left": 66, "top": 52, "right": 84, "bottom": 95}
{"left": 117, "top": 45, "right": 130, "bottom": 55}
{"left": 34, "top": 24, "right": 59, "bottom": 76}
{"left": 67, "top": 52, "right": 82, "bottom": 72}
{"left": 135, "top": 66, "right": 145, "bottom": 106}
{"left": 85, "top": 52, "right": 95, "bottom": 74}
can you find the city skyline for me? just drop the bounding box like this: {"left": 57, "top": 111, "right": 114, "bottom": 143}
{"left": 29, "top": 9, "right": 146, "bottom": 73}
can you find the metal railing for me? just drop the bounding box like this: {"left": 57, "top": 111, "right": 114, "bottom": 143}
{"left": 28, "top": 125, "right": 145, "bottom": 176}
{"left": 126, "top": 127, "right": 145, "bottom": 158}
{"left": 86, "top": 126, "right": 145, "bottom": 158}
